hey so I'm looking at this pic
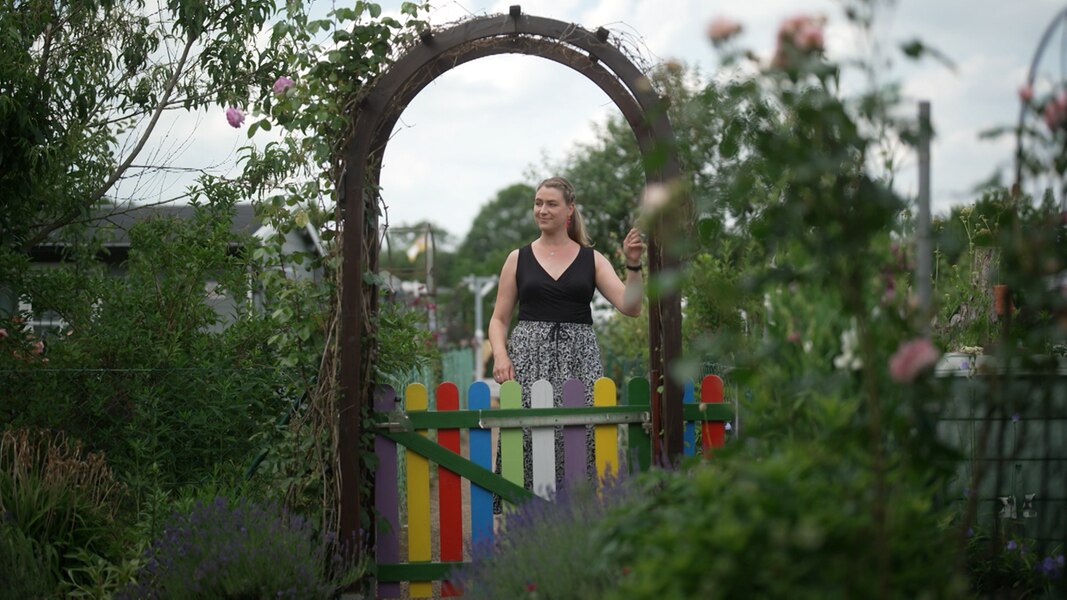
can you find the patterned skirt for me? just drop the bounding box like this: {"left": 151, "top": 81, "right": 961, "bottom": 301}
{"left": 494, "top": 320, "right": 602, "bottom": 510}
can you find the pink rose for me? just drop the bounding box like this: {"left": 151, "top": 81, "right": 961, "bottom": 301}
{"left": 225, "top": 107, "right": 245, "bottom": 128}
{"left": 1043, "top": 99, "right": 1063, "bottom": 130}
{"left": 794, "top": 23, "right": 824, "bottom": 51}
{"left": 889, "top": 338, "right": 940, "bottom": 383}
{"left": 272, "top": 76, "right": 294, "bottom": 95}
{"left": 773, "top": 14, "right": 825, "bottom": 67}
{"left": 1018, "top": 84, "right": 1033, "bottom": 102}
{"left": 707, "top": 17, "right": 743, "bottom": 44}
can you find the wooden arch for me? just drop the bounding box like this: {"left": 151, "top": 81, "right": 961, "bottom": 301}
{"left": 339, "top": 7, "right": 687, "bottom": 540}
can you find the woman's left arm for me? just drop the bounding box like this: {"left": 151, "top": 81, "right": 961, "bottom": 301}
{"left": 594, "top": 228, "right": 645, "bottom": 317}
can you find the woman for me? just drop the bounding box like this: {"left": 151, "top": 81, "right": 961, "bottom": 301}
{"left": 488, "top": 176, "right": 645, "bottom": 497}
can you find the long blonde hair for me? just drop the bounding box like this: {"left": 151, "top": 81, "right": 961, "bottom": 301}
{"left": 536, "top": 176, "right": 590, "bottom": 247}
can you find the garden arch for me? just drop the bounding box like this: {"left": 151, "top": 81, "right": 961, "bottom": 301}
{"left": 339, "top": 7, "right": 688, "bottom": 540}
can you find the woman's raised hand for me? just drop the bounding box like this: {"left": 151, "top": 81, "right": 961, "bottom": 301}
{"left": 623, "top": 227, "right": 645, "bottom": 265}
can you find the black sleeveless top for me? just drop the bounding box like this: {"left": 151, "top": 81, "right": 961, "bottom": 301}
{"left": 516, "top": 244, "right": 595, "bottom": 324}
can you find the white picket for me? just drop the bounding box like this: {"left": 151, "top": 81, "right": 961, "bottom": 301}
{"left": 530, "top": 379, "right": 556, "bottom": 499}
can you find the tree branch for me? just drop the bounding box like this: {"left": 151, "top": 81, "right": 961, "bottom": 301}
{"left": 21, "top": 30, "right": 198, "bottom": 253}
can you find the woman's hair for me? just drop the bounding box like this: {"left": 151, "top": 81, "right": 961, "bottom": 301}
{"left": 536, "top": 176, "right": 591, "bottom": 247}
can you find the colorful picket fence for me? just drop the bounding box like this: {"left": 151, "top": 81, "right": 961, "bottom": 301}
{"left": 372, "top": 375, "right": 731, "bottom": 599}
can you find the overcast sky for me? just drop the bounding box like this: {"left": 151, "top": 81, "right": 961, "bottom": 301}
{"left": 118, "top": 0, "right": 1067, "bottom": 244}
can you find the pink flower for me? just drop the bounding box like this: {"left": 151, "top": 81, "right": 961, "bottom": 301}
{"left": 773, "top": 14, "right": 825, "bottom": 67}
{"left": 795, "top": 23, "right": 824, "bottom": 51}
{"left": 0, "top": 328, "right": 6, "bottom": 339}
{"left": 225, "top": 107, "right": 245, "bottom": 128}
{"left": 889, "top": 338, "right": 940, "bottom": 383}
{"left": 787, "top": 331, "right": 801, "bottom": 343}
{"left": 272, "top": 76, "right": 294, "bottom": 95}
{"left": 1018, "top": 84, "right": 1034, "bottom": 102}
{"left": 1043, "top": 90, "right": 1067, "bottom": 130}
{"left": 525, "top": 582, "right": 538, "bottom": 592}
{"left": 707, "top": 16, "right": 743, "bottom": 44}
{"left": 30, "top": 340, "right": 44, "bottom": 355}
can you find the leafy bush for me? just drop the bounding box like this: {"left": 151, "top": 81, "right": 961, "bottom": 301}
{"left": 965, "top": 528, "right": 1065, "bottom": 597}
{"left": 0, "top": 201, "right": 300, "bottom": 508}
{"left": 121, "top": 496, "right": 363, "bottom": 599}
{"left": 0, "top": 523, "right": 56, "bottom": 598}
{"left": 0, "top": 427, "right": 126, "bottom": 596}
{"left": 597, "top": 446, "right": 962, "bottom": 599}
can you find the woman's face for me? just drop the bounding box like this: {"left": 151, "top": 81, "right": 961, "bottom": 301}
{"left": 533, "top": 186, "right": 572, "bottom": 233}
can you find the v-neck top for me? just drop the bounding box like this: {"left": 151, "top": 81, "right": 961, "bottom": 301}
{"left": 516, "top": 244, "right": 595, "bottom": 324}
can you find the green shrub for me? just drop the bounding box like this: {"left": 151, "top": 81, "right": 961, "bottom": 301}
{"left": 0, "top": 427, "right": 125, "bottom": 597}
{"left": 0, "top": 523, "right": 56, "bottom": 599}
{"left": 965, "top": 527, "right": 1065, "bottom": 597}
{"left": 596, "top": 445, "right": 963, "bottom": 599}
{"left": 121, "top": 496, "right": 363, "bottom": 599}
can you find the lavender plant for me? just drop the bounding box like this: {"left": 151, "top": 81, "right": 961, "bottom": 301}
{"left": 454, "top": 478, "right": 634, "bottom": 599}
{"left": 120, "top": 497, "right": 363, "bottom": 599}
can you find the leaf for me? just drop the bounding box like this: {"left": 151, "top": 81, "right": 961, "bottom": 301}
{"left": 368, "top": 3, "right": 382, "bottom": 18}
{"left": 899, "top": 39, "right": 957, "bottom": 72}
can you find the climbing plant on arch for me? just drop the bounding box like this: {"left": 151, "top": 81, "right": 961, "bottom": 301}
{"left": 338, "top": 7, "right": 691, "bottom": 541}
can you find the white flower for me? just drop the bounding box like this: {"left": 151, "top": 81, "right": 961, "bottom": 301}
{"left": 833, "top": 323, "right": 862, "bottom": 371}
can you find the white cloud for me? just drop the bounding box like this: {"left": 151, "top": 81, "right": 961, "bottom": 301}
{"left": 123, "top": 0, "right": 1067, "bottom": 240}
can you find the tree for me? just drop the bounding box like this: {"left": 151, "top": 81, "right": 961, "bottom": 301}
{"left": 1, "top": 0, "right": 284, "bottom": 256}
{"left": 447, "top": 183, "right": 538, "bottom": 281}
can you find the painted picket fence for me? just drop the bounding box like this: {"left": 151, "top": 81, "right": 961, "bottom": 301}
{"left": 372, "top": 375, "right": 731, "bottom": 599}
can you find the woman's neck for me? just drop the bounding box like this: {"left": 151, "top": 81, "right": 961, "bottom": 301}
{"left": 537, "top": 231, "right": 573, "bottom": 248}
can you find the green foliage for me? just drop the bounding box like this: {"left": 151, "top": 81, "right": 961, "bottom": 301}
{"left": 965, "top": 527, "right": 1065, "bottom": 597}
{"left": 1, "top": 201, "right": 294, "bottom": 509}
{"left": 930, "top": 190, "right": 1012, "bottom": 350}
{"left": 0, "top": 523, "right": 57, "bottom": 598}
{"left": 449, "top": 184, "right": 538, "bottom": 280}
{"left": 0, "top": 427, "right": 126, "bottom": 597}
{"left": 0, "top": 0, "right": 284, "bottom": 256}
{"left": 120, "top": 497, "right": 364, "bottom": 599}
{"left": 598, "top": 447, "right": 962, "bottom": 599}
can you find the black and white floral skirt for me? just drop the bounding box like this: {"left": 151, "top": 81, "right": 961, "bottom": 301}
{"left": 494, "top": 320, "right": 602, "bottom": 511}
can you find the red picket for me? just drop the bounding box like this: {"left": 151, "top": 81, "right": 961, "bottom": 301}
{"left": 700, "top": 375, "right": 726, "bottom": 456}
{"left": 437, "top": 383, "right": 463, "bottom": 597}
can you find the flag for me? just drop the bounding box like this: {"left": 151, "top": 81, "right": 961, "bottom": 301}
{"left": 406, "top": 232, "right": 427, "bottom": 262}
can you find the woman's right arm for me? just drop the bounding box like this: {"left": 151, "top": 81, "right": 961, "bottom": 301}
{"left": 488, "top": 249, "right": 519, "bottom": 383}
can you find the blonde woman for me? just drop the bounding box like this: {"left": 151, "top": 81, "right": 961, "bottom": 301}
{"left": 488, "top": 176, "right": 645, "bottom": 502}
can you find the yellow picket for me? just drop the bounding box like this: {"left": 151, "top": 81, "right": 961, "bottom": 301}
{"left": 593, "top": 377, "right": 618, "bottom": 481}
{"left": 404, "top": 383, "right": 432, "bottom": 598}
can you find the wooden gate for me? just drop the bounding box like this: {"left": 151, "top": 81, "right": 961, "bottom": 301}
{"left": 372, "top": 375, "right": 731, "bottom": 598}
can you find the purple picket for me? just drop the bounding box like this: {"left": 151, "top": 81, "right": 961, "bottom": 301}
{"left": 373, "top": 385, "right": 400, "bottom": 599}
{"left": 683, "top": 380, "right": 696, "bottom": 456}
{"left": 562, "top": 379, "right": 587, "bottom": 486}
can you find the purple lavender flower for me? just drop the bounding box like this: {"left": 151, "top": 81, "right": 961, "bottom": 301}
{"left": 1007, "top": 540, "right": 1018, "bottom": 551}
{"left": 118, "top": 496, "right": 362, "bottom": 599}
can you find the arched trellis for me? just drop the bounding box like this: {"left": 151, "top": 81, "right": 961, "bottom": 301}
{"left": 1015, "top": 6, "right": 1067, "bottom": 210}
{"left": 338, "top": 7, "right": 688, "bottom": 541}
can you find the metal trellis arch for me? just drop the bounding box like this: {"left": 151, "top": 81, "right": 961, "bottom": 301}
{"left": 338, "top": 6, "right": 689, "bottom": 543}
